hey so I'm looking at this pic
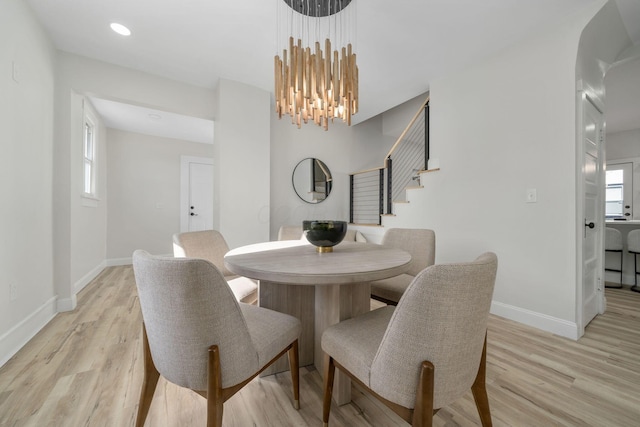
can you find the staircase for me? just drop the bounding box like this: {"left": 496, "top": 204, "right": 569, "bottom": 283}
{"left": 349, "top": 96, "right": 438, "bottom": 226}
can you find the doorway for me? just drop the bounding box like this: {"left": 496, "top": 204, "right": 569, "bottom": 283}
{"left": 578, "top": 92, "right": 606, "bottom": 336}
{"left": 180, "top": 156, "right": 214, "bottom": 232}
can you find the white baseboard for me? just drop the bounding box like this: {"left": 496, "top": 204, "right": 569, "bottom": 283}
{"left": 57, "top": 260, "right": 132, "bottom": 313}
{"left": 56, "top": 260, "right": 108, "bottom": 313}
{"left": 56, "top": 295, "right": 77, "bottom": 312}
{"left": 74, "top": 261, "right": 107, "bottom": 294}
{"left": 106, "top": 257, "right": 132, "bottom": 266}
{"left": 1, "top": 258, "right": 136, "bottom": 368}
{"left": 0, "top": 296, "right": 58, "bottom": 368}
{"left": 491, "top": 301, "right": 579, "bottom": 340}
{"left": 106, "top": 255, "right": 172, "bottom": 266}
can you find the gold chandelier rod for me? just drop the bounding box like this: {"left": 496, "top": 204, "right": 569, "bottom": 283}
{"left": 275, "top": 0, "right": 358, "bottom": 130}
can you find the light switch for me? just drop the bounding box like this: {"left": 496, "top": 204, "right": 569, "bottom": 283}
{"left": 526, "top": 188, "right": 537, "bottom": 203}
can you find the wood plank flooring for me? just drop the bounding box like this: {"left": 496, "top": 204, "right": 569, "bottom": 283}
{"left": 1, "top": 265, "right": 639, "bottom": 426}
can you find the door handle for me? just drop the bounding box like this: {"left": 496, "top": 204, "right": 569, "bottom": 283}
{"left": 585, "top": 222, "right": 595, "bottom": 229}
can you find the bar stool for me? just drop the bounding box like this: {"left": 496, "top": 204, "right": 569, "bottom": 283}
{"left": 627, "top": 229, "right": 640, "bottom": 293}
{"left": 605, "top": 227, "right": 623, "bottom": 288}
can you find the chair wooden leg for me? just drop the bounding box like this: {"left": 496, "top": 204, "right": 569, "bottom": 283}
{"left": 207, "top": 345, "right": 224, "bottom": 427}
{"left": 471, "top": 336, "right": 492, "bottom": 427}
{"left": 322, "top": 353, "right": 336, "bottom": 427}
{"left": 136, "top": 325, "right": 160, "bottom": 427}
{"left": 288, "top": 340, "right": 300, "bottom": 409}
{"left": 412, "top": 361, "right": 434, "bottom": 427}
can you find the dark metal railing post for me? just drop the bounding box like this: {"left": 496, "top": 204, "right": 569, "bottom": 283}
{"left": 386, "top": 158, "right": 393, "bottom": 215}
{"left": 424, "top": 102, "right": 430, "bottom": 170}
{"left": 349, "top": 174, "right": 354, "bottom": 224}
{"left": 378, "top": 169, "right": 384, "bottom": 225}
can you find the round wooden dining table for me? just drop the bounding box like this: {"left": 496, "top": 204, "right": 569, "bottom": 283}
{"left": 224, "top": 240, "right": 411, "bottom": 405}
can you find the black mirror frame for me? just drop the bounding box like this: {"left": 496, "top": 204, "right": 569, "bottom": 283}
{"left": 292, "top": 158, "right": 332, "bottom": 204}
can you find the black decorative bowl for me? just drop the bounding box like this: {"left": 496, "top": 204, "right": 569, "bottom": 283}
{"left": 303, "top": 220, "right": 347, "bottom": 252}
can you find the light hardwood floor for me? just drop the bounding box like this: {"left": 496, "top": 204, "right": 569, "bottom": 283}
{"left": 1, "top": 266, "right": 639, "bottom": 426}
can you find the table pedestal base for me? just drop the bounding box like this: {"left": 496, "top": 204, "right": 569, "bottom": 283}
{"left": 258, "top": 280, "right": 371, "bottom": 405}
{"left": 259, "top": 281, "right": 315, "bottom": 374}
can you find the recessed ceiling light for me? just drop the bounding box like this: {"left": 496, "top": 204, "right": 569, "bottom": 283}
{"left": 110, "top": 23, "right": 131, "bottom": 36}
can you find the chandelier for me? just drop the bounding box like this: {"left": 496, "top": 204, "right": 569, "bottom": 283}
{"left": 274, "top": 0, "right": 358, "bottom": 130}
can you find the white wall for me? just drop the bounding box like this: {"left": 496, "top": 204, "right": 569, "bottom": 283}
{"left": 382, "top": 93, "right": 429, "bottom": 139}
{"left": 0, "top": 0, "right": 57, "bottom": 365}
{"left": 54, "top": 53, "right": 216, "bottom": 310}
{"left": 270, "top": 108, "right": 394, "bottom": 240}
{"left": 214, "top": 79, "right": 271, "bottom": 249}
{"left": 106, "top": 129, "right": 213, "bottom": 260}
{"left": 607, "top": 129, "right": 640, "bottom": 159}
{"left": 2, "top": 49, "right": 274, "bottom": 364}
{"left": 380, "top": 3, "right": 608, "bottom": 339}
{"left": 69, "top": 96, "right": 108, "bottom": 295}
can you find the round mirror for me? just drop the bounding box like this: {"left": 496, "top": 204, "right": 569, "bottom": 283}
{"left": 292, "top": 158, "right": 333, "bottom": 203}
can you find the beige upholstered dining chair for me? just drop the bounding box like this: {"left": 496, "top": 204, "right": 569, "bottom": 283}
{"left": 322, "top": 252, "right": 498, "bottom": 427}
{"left": 132, "top": 251, "right": 301, "bottom": 427}
{"left": 370, "top": 228, "right": 435, "bottom": 304}
{"left": 278, "top": 225, "right": 305, "bottom": 240}
{"left": 173, "top": 230, "right": 258, "bottom": 304}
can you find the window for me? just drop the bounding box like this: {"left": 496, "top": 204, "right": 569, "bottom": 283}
{"left": 605, "top": 162, "right": 633, "bottom": 219}
{"left": 605, "top": 170, "right": 623, "bottom": 217}
{"left": 83, "top": 117, "right": 96, "bottom": 196}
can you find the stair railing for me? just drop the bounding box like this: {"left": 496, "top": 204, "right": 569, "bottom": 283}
{"left": 349, "top": 167, "right": 384, "bottom": 225}
{"left": 384, "top": 97, "right": 429, "bottom": 209}
{"left": 349, "top": 96, "right": 429, "bottom": 225}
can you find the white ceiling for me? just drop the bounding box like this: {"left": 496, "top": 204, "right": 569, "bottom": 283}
{"left": 88, "top": 97, "right": 214, "bottom": 144}
{"left": 26, "top": 0, "right": 640, "bottom": 139}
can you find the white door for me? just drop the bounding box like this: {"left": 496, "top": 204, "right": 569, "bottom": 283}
{"left": 581, "top": 95, "right": 604, "bottom": 331}
{"left": 180, "top": 156, "right": 213, "bottom": 232}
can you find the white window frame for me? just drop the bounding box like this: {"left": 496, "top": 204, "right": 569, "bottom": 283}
{"left": 82, "top": 103, "right": 99, "bottom": 206}
{"left": 606, "top": 161, "right": 633, "bottom": 219}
